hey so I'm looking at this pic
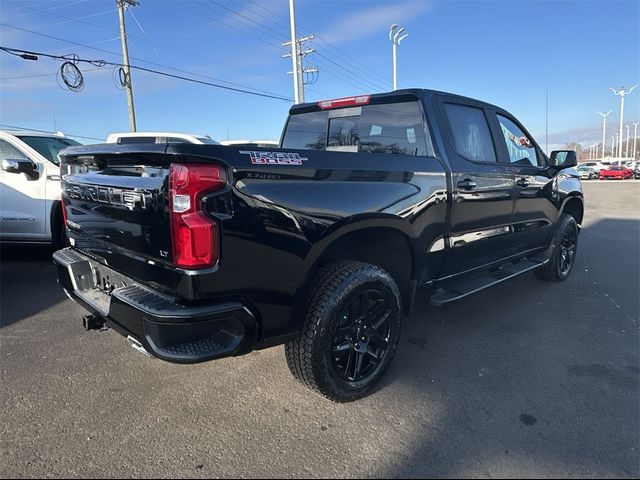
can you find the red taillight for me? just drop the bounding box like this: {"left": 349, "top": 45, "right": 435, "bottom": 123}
{"left": 318, "top": 95, "right": 371, "bottom": 110}
{"left": 169, "top": 163, "right": 226, "bottom": 269}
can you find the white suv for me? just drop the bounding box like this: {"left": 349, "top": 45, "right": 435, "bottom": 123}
{"left": 106, "top": 132, "right": 219, "bottom": 145}
{"left": 0, "top": 130, "right": 80, "bottom": 246}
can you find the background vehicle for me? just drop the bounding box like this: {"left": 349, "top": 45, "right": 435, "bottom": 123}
{"left": 580, "top": 161, "right": 605, "bottom": 172}
{"left": 634, "top": 164, "right": 640, "bottom": 179}
{"left": 577, "top": 165, "right": 598, "bottom": 179}
{"left": 106, "top": 132, "right": 219, "bottom": 145}
{"left": 0, "top": 130, "right": 80, "bottom": 246}
{"left": 220, "top": 140, "right": 279, "bottom": 148}
{"left": 599, "top": 166, "right": 634, "bottom": 179}
{"left": 54, "top": 89, "right": 583, "bottom": 402}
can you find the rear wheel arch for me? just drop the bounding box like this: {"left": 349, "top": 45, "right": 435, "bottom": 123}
{"left": 293, "top": 226, "right": 416, "bottom": 321}
{"left": 50, "top": 200, "right": 66, "bottom": 247}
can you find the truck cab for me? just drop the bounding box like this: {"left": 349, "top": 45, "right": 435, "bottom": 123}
{"left": 0, "top": 130, "right": 80, "bottom": 245}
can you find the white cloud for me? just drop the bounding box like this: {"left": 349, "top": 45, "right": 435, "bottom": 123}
{"left": 317, "top": 1, "right": 433, "bottom": 45}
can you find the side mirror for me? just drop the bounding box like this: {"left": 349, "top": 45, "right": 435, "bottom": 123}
{"left": 1, "top": 158, "right": 39, "bottom": 180}
{"left": 549, "top": 150, "right": 577, "bottom": 169}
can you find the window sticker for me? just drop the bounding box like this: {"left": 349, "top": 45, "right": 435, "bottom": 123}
{"left": 369, "top": 125, "right": 382, "bottom": 136}
{"left": 407, "top": 128, "right": 416, "bottom": 144}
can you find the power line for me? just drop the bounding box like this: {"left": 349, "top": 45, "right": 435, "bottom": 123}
{"left": 3, "top": 0, "right": 61, "bottom": 15}
{"left": 0, "top": 24, "right": 292, "bottom": 98}
{"left": 0, "top": 71, "right": 56, "bottom": 80}
{"left": 205, "top": 0, "right": 285, "bottom": 43}
{"left": 313, "top": 51, "right": 387, "bottom": 92}
{"left": 0, "top": 46, "right": 293, "bottom": 102}
{"left": 2, "top": 0, "right": 291, "bottom": 88}
{"left": 0, "top": 66, "right": 102, "bottom": 81}
{"left": 205, "top": 1, "right": 386, "bottom": 94}
{"left": 246, "top": 1, "right": 390, "bottom": 87}
{"left": 0, "top": 123, "right": 104, "bottom": 141}
{"left": 2, "top": 0, "right": 89, "bottom": 21}
{"left": 181, "top": 0, "right": 282, "bottom": 50}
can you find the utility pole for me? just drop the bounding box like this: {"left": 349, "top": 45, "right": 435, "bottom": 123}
{"left": 389, "top": 24, "right": 408, "bottom": 90}
{"left": 117, "top": 0, "right": 138, "bottom": 132}
{"left": 283, "top": 35, "right": 318, "bottom": 104}
{"left": 610, "top": 85, "right": 637, "bottom": 159}
{"left": 633, "top": 122, "right": 639, "bottom": 159}
{"left": 598, "top": 110, "right": 612, "bottom": 160}
{"left": 614, "top": 133, "right": 619, "bottom": 158}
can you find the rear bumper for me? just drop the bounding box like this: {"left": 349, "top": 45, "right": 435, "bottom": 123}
{"left": 53, "top": 248, "right": 257, "bottom": 364}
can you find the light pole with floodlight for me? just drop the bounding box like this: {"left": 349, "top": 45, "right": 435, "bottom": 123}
{"left": 610, "top": 85, "right": 637, "bottom": 159}
{"left": 598, "top": 110, "right": 612, "bottom": 160}
{"left": 611, "top": 135, "right": 616, "bottom": 158}
{"left": 389, "top": 24, "right": 408, "bottom": 90}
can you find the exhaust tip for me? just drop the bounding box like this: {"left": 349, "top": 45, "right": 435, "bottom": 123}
{"left": 127, "top": 336, "right": 152, "bottom": 358}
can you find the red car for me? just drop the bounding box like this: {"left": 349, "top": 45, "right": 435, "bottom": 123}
{"left": 599, "top": 166, "right": 634, "bottom": 180}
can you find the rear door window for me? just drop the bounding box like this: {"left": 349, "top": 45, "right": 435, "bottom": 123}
{"left": 444, "top": 103, "right": 497, "bottom": 163}
{"left": 359, "top": 102, "right": 431, "bottom": 155}
{"left": 281, "top": 110, "right": 329, "bottom": 150}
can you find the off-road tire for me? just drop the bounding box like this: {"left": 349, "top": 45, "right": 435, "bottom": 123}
{"left": 285, "top": 261, "right": 402, "bottom": 402}
{"left": 535, "top": 213, "right": 578, "bottom": 282}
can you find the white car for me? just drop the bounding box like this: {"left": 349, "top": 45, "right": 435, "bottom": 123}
{"left": 579, "top": 161, "right": 606, "bottom": 172}
{"left": 106, "top": 132, "right": 219, "bottom": 145}
{"left": 0, "top": 130, "right": 81, "bottom": 246}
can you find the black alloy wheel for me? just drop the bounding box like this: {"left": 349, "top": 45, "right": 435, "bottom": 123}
{"left": 331, "top": 288, "right": 393, "bottom": 384}
{"left": 536, "top": 213, "right": 579, "bottom": 282}
{"left": 558, "top": 225, "right": 577, "bottom": 275}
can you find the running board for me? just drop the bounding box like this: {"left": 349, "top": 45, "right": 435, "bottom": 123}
{"left": 429, "top": 258, "right": 548, "bottom": 307}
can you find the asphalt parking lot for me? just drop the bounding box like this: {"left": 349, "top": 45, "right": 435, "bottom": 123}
{"left": 1, "top": 181, "right": 638, "bottom": 479}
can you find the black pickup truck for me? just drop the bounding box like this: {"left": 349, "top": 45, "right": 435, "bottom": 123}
{"left": 54, "top": 89, "right": 583, "bottom": 402}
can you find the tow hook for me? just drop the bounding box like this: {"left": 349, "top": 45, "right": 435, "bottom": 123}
{"left": 82, "top": 314, "right": 106, "bottom": 331}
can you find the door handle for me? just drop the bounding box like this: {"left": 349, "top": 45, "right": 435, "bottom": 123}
{"left": 457, "top": 178, "right": 477, "bottom": 190}
{"left": 516, "top": 177, "right": 530, "bottom": 188}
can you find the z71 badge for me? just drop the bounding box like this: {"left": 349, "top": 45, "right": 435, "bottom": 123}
{"left": 239, "top": 150, "right": 308, "bottom": 166}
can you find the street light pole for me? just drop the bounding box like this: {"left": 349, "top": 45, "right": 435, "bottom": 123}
{"left": 610, "top": 85, "right": 637, "bottom": 159}
{"left": 625, "top": 124, "right": 630, "bottom": 158}
{"left": 389, "top": 24, "right": 408, "bottom": 90}
{"left": 598, "top": 110, "right": 612, "bottom": 160}
{"left": 611, "top": 135, "right": 615, "bottom": 158}
{"left": 633, "top": 122, "right": 639, "bottom": 160}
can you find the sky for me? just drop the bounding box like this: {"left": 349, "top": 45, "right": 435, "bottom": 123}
{"left": 0, "top": 0, "right": 638, "bottom": 151}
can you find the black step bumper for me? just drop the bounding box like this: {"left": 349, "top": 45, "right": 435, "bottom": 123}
{"left": 53, "top": 248, "right": 257, "bottom": 364}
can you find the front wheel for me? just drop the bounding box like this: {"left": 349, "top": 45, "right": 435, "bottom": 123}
{"left": 535, "top": 214, "right": 579, "bottom": 282}
{"left": 285, "top": 261, "right": 402, "bottom": 402}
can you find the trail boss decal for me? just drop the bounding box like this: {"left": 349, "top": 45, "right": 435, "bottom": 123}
{"left": 239, "top": 150, "right": 309, "bottom": 166}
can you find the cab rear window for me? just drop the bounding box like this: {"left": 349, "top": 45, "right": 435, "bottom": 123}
{"left": 281, "top": 101, "right": 434, "bottom": 156}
